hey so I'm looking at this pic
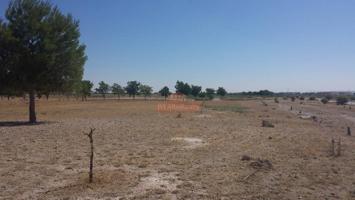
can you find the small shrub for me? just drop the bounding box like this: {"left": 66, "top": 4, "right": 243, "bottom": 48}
{"left": 321, "top": 98, "right": 329, "bottom": 104}
{"left": 291, "top": 97, "right": 296, "bottom": 102}
{"left": 300, "top": 96, "right": 305, "bottom": 100}
{"left": 274, "top": 97, "right": 279, "bottom": 103}
{"left": 336, "top": 97, "right": 349, "bottom": 105}
{"left": 309, "top": 96, "right": 316, "bottom": 101}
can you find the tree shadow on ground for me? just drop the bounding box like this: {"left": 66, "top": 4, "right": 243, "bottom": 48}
{"left": 0, "top": 121, "right": 51, "bottom": 127}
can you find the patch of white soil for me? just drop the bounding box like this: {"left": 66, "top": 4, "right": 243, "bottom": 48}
{"left": 171, "top": 137, "right": 206, "bottom": 149}
{"left": 132, "top": 171, "right": 182, "bottom": 199}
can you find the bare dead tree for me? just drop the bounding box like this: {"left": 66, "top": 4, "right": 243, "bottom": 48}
{"left": 337, "top": 137, "right": 341, "bottom": 157}
{"left": 84, "top": 128, "right": 95, "bottom": 183}
{"left": 331, "top": 138, "right": 335, "bottom": 156}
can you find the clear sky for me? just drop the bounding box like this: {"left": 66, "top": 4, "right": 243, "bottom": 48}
{"left": 1, "top": 0, "right": 355, "bottom": 92}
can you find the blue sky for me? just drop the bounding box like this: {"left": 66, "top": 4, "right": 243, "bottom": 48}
{"left": 1, "top": 0, "right": 355, "bottom": 92}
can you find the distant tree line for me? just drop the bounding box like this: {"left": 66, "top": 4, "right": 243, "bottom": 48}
{"left": 54, "top": 80, "right": 228, "bottom": 101}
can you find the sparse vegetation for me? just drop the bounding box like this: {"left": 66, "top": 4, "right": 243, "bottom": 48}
{"left": 204, "top": 102, "right": 245, "bottom": 113}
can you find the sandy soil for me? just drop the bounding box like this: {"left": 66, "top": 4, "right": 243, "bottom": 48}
{"left": 1, "top": 98, "right": 355, "bottom": 199}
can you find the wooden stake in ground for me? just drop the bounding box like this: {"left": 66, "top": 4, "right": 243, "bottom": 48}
{"left": 347, "top": 127, "right": 351, "bottom": 136}
{"left": 84, "top": 128, "right": 95, "bottom": 183}
{"left": 337, "top": 137, "right": 341, "bottom": 157}
{"left": 331, "top": 138, "right": 335, "bottom": 156}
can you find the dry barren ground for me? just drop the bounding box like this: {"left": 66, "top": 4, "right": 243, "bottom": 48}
{"left": 1, "top": 98, "right": 355, "bottom": 199}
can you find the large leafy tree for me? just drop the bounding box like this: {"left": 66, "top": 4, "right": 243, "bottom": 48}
{"left": 175, "top": 81, "right": 191, "bottom": 95}
{"left": 111, "top": 83, "right": 125, "bottom": 99}
{"left": 139, "top": 84, "right": 153, "bottom": 100}
{"left": 159, "top": 86, "right": 170, "bottom": 99}
{"left": 191, "top": 85, "right": 202, "bottom": 97}
{"left": 95, "top": 81, "right": 110, "bottom": 99}
{"left": 125, "top": 81, "right": 140, "bottom": 99}
{"left": 0, "top": 0, "right": 86, "bottom": 123}
{"left": 216, "top": 87, "right": 227, "bottom": 96}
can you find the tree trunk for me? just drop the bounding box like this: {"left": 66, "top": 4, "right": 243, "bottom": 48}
{"left": 29, "top": 91, "right": 37, "bottom": 123}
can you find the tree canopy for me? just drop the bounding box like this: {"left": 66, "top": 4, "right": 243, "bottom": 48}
{"left": 159, "top": 86, "right": 170, "bottom": 99}
{"left": 111, "top": 83, "right": 125, "bottom": 98}
{"left": 95, "top": 81, "right": 110, "bottom": 98}
{"left": 139, "top": 84, "right": 153, "bottom": 100}
{"left": 175, "top": 81, "right": 191, "bottom": 95}
{"left": 191, "top": 85, "right": 202, "bottom": 97}
{"left": 205, "top": 88, "right": 215, "bottom": 99}
{"left": 0, "top": 0, "right": 86, "bottom": 123}
{"left": 125, "top": 81, "right": 140, "bottom": 98}
{"left": 216, "top": 87, "right": 227, "bottom": 96}
{"left": 78, "top": 80, "right": 93, "bottom": 101}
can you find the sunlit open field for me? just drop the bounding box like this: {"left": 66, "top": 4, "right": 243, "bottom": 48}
{"left": 1, "top": 98, "right": 355, "bottom": 199}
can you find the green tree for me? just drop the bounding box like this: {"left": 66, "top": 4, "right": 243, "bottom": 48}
{"left": 191, "top": 85, "right": 202, "bottom": 97}
{"left": 0, "top": 0, "right": 86, "bottom": 123}
{"left": 79, "top": 80, "right": 93, "bottom": 101}
{"left": 95, "top": 81, "right": 110, "bottom": 99}
{"left": 216, "top": 87, "right": 227, "bottom": 96}
{"left": 159, "top": 86, "right": 170, "bottom": 99}
{"left": 205, "top": 88, "right": 215, "bottom": 100}
{"left": 111, "top": 83, "right": 125, "bottom": 99}
{"left": 139, "top": 84, "right": 153, "bottom": 100}
{"left": 175, "top": 81, "right": 191, "bottom": 95}
{"left": 125, "top": 81, "right": 140, "bottom": 99}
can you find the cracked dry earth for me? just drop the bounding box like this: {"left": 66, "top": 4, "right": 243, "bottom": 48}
{"left": 1, "top": 99, "right": 355, "bottom": 199}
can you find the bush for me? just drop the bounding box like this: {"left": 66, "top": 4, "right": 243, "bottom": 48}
{"left": 291, "top": 97, "right": 296, "bottom": 102}
{"left": 274, "top": 97, "right": 279, "bottom": 103}
{"left": 336, "top": 97, "right": 349, "bottom": 105}
{"left": 321, "top": 98, "right": 329, "bottom": 104}
{"left": 300, "top": 96, "right": 305, "bottom": 100}
{"left": 309, "top": 96, "right": 316, "bottom": 101}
